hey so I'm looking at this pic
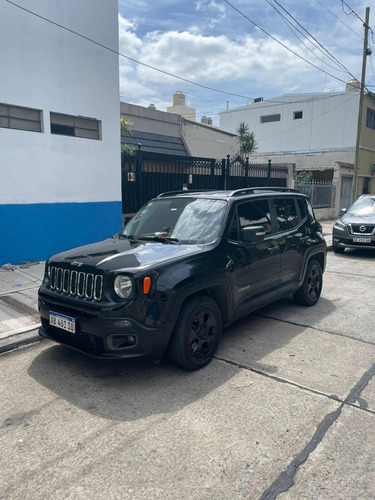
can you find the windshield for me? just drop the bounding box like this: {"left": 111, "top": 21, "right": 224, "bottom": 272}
{"left": 121, "top": 198, "right": 227, "bottom": 244}
{"left": 348, "top": 197, "right": 375, "bottom": 216}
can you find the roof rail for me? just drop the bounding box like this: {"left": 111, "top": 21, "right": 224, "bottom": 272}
{"left": 230, "top": 187, "right": 300, "bottom": 197}
{"left": 157, "top": 189, "right": 216, "bottom": 198}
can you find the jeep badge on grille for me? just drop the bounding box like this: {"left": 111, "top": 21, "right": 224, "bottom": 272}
{"left": 71, "top": 261, "right": 83, "bottom": 267}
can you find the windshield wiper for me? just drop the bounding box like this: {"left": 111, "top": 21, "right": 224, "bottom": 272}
{"left": 136, "top": 236, "right": 179, "bottom": 244}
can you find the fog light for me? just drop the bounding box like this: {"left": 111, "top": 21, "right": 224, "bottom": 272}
{"left": 113, "top": 320, "right": 132, "bottom": 327}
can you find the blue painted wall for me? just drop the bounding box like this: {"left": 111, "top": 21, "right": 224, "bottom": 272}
{"left": 0, "top": 201, "right": 122, "bottom": 265}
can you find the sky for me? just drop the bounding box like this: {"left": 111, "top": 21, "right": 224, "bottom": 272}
{"left": 118, "top": 0, "right": 375, "bottom": 125}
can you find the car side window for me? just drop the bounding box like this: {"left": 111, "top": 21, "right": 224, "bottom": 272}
{"left": 274, "top": 198, "right": 299, "bottom": 231}
{"left": 237, "top": 200, "right": 272, "bottom": 236}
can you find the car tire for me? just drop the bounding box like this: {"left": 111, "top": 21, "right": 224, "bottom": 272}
{"left": 293, "top": 259, "right": 323, "bottom": 306}
{"left": 167, "top": 296, "right": 222, "bottom": 370}
{"left": 333, "top": 244, "right": 345, "bottom": 254}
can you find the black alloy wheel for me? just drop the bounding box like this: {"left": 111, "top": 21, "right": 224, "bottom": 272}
{"left": 293, "top": 259, "right": 323, "bottom": 306}
{"left": 167, "top": 296, "right": 222, "bottom": 370}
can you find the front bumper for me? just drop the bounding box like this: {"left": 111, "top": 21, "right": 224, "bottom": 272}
{"left": 332, "top": 225, "right": 375, "bottom": 250}
{"left": 38, "top": 293, "right": 173, "bottom": 361}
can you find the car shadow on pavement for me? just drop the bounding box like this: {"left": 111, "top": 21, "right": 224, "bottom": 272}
{"left": 335, "top": 249, "right": 375, "bottom": 260}
{"left": 28, "top": 295, "right": 337, "bottom": 423}
{"left": 27, "top": 344, "right": 239, "bottom": 422}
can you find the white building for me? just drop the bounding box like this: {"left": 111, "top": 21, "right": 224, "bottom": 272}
{"left": 220, "top": 87, "right": 375, "bottom": 213}
{"left": 220, "top": 91, "right": 359, "bottom": 154}
{"left": 0, "top": 0, "right": 121, "bottom": 265}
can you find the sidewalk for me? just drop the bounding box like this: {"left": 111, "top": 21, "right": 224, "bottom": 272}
{"left": 320, "top": 219, "right": 334, "bottom": 249}
{"left": 0, "top": 261, "right": 45, "bottom": 353}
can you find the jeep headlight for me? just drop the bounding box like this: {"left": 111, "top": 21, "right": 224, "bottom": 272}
{"left": 334, "top": 220, "right": 346, "bottom": 231}
{"left": 114, "top": 275, "right": 132, "bottom": 299}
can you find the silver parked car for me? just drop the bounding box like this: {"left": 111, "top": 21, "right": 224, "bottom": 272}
{"left": 332, "top": 195, "right": 375, "bottom": 253}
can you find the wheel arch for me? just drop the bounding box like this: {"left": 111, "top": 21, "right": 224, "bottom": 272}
{"left": 177, "top": 285, "right": 229, "bottom": 327}
{"left": 309, "top": 252, "right": 325, "bottom": 273}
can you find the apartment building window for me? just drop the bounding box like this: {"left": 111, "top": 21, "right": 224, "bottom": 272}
{"left": 366, "top": 108, "right": 375, "bottom": 130}
{"left": 50, "top": 112, "right": 101, "bottom": 140}
{"left": 260, "top": 113, "right": 281, "bottom": 123}
{"left": 0, "top": 103, "right": 42, "bottom": 132}
{"left": 293, "top": 111, "right": 303, "bottom": 120}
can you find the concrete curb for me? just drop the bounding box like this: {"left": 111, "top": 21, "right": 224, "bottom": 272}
{"left": 0, "top": 328, "right": 43, "bottom": 355}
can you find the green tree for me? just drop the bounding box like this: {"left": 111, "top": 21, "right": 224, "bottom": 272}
{"left": 295, "top": 171, "right": 313, "bottom": 184}
{"left": 236, "top": 121, "right": 258, "bottom": 160}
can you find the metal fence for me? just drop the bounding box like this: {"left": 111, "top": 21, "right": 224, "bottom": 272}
{"left": 122, "top": 147, "right": 289, "bottom": 214}
{"left": 295, "top": 181, "right": 336, "bottom": 209}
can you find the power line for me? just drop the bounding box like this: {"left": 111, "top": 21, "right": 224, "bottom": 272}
{"left": 4, "top": 0, "right": 253, "bottom": 101}
{"left": 269, "top": 0, "right": 358, "bottom": 79}
{"left": 222, "top": 0, "right": 355, "bottom": 87}
{"left": 265, "top": 0, "right": 350, "bottom": 73}
{"left": 314, "top": 0, "right": 362, "bottom": 39}
{"left": 340, "top": 1, "right": 375, "bottom": 41}
{"left": 341, "top": 0, "right": 366, "bottom": 24}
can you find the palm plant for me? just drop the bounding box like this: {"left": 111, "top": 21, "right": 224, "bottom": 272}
{"left": 120, "top": 117, "right": 135, "bottom": 157}
{"left": 236, "top": 121, "right": 258, "bottom": 160}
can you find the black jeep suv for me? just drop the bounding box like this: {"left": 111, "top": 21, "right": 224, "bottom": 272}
{"left": 38, "top": 188, "right": 326, "bottom": 370}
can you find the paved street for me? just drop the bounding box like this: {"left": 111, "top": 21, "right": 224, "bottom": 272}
{"left": 1, "top": 247, "right": 375, "bottom": 499}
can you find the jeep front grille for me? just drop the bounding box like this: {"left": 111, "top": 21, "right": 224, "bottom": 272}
{"left": 49, "top": 266, "right": 103, "bottom": 301}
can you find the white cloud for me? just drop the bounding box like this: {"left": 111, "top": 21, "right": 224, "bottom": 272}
{"left": 195, "top": 0, "right": 225, "bottom": 14}
{"left": 136, "top": 29, "right": 312, "bottom": 86}
{"left": 117, "top": 8, "right": 361, "bottom": 114}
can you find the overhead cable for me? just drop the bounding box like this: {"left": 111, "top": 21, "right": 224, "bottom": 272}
{"left": 265, "top": 0, "right": 349, "bottom": 73}
{"left": 341, "top": 0, "right": 366, "bottom": 24}
{"left": 314, "top": 0, "right": 361, "bottom": 39}
{"left": 222, "top": 0, "right": 356, "bottom": 87}
{"left": 4, "top": 0, "right": 253, "bottom": 100}
{"left": 269, "top": 0, "right": 358, "bottom": 79}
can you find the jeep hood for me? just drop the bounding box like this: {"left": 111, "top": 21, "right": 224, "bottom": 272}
{"left": 49, "top": 237, "right": 205, "bottom": 271}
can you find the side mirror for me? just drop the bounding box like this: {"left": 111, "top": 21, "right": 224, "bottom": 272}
{"left": 241, "top": 226, "right": 266, "bottom": 243}
{"left": 340, "top": 208, "right": 347, "bottom": 215}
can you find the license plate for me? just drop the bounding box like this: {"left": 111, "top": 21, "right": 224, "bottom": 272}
{"left": 49, "top": 311, "right": 76, "bottom": 333}
{"left": 353, "top": 237, "right": 371, "bottom": 243}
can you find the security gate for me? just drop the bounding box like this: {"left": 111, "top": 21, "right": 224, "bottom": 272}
{"left": 122, "top": 149, "right": 288, "bottom": 215}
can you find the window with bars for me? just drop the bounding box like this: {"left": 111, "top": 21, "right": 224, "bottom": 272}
{"left": 0, "top": 103, "right": 42, "bottom": 132}
{"left": 50, "top": 112, "right": 101, "bottom": 140}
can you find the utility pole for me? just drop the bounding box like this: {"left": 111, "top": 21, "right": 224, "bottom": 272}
{"left": 351, "top": 6, "right": 371, "bottom": 204}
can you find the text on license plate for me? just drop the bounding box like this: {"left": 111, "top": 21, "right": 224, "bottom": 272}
{"left": 353, "top": 237, "right": 371, "bottom": 243}
{"left": 49, "top": 311, "right": 76, "bottom": 333}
